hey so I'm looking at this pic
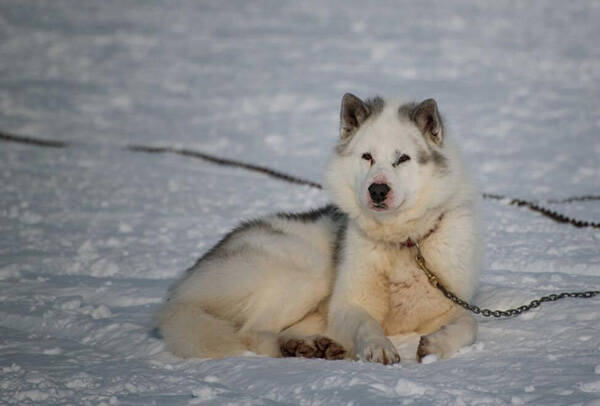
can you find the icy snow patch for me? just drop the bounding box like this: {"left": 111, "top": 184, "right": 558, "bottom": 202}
{"left": 394, "top": 378, "right": 427, "bottom": 397}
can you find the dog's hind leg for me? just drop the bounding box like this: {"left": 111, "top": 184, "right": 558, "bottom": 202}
{"left": 158, "top": 217, "right": 342, "bottom": 360}
{"left": 237, "top": 289, "right": 346, "bottom": 360}
{"left": 237, "top": 295, "right": 346, "bottom": 361}
{"left": 156, "top": 301, "right": 248, "bottom": 359}
{"left": 156, "top": 300, "right": 345, "bottom": 360}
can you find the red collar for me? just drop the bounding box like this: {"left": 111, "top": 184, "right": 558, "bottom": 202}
{"left": 400, "top": 214, "right": 444, "bottom": 248}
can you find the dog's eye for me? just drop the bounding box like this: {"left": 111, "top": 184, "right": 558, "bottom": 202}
{"left": 393, "top": 154, "right": 411, "bottom": 166}
{"left": 361, "top": 153, "right": 373, "bottom": 162}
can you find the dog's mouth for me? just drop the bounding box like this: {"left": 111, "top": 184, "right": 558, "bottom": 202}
{"left": 368, "top": 198, "right": 406, "bottom": 213}
{"left": 370, "top": 203, "right": 388, "bottom": 211}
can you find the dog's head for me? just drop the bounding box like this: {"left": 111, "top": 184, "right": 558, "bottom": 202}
{"left": 326, "top": 93, "right": 463, "bottom": 227}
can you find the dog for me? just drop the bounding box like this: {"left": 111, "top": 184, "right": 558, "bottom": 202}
{"left": 155, "top": 93, "right": 482, "bottom": 364}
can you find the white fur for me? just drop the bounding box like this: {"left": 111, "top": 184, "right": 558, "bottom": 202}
{"left": 155, "top": 96, "right": 483, "bottom": 364}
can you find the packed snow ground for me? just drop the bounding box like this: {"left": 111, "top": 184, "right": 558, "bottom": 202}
{"left": 1, "top": 1, "right": 600, "bottom": 404}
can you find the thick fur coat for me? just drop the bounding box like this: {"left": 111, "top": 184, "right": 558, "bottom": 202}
{"left": 155, "top": 93, "right": 483, "bottom": 364}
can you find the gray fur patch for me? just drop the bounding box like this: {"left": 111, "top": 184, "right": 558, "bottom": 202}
{"left": 335, "top": 139, "right": 352, "bottom": 155}
{"left": 332, "top": 215, "right": 349, "bottom": 268}
{"left": 276, "top": 204, "right": 342, "bottom": 223}
{"left": 149, "top": 327, "right": 163, "bottom": 338}
{"left": 193, "top": 205, "right": 346, "bottom": 268}
{"left": 417, "top": 148, "right": 430, "bottom": 165}
{"left": 431, "top": 150, "right": 448, "bottom": 169}
{"left": 417, "top": 147, "right": 448, "bottom": 172}
{"left": 398, "top": 102, "right": 418, "bottom": 120}
{"left": 364, "top": 96, "right": 385, "bottom": 117}
{"left": 194, "top": 219, "right": 283, "bottom": 264}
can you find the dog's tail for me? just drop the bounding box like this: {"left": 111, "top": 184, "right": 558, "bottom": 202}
{"left": 155, "top": 301, "right": 250, "bottom": 358}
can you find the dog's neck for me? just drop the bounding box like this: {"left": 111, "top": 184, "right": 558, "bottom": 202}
{"left": 398, "top": 213, "right": 444, "bottom": 248}
{"left": 355, "top": 208, "right": 445, "bottom": 247}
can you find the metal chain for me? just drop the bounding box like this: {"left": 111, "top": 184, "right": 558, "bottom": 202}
{"left": 482, "top": 193, "right": 600, "bottom": 229}
{"left": 438, "top": 285, "right": 600, "bottom": 318}
{"left": 413, "top": 242, "right": 600, "bottom": 318}
{"left": 1, "top": 129, "right": 599, "bottom": 228}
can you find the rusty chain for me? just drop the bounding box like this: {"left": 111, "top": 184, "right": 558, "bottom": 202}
{"left": 413, "top": 242, "right": 599, "bottom": 318}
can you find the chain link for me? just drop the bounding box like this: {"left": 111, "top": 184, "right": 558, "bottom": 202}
{"left": 438, "top": 285, "right": 599, "bottom": 318}
{"left": 481, "top": 193, "right": 600, "bottom": 228}
{"left": 414, "top": 242, "right": 600, "bottom": 318}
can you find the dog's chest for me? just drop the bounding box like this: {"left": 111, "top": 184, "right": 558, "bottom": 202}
{"left": 381, "top": 250, "right": 453, "bottom": 335}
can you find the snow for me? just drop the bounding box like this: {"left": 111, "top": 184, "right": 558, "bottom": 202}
{"left": 1, "top": 0, "right": 599, "bottom": 404}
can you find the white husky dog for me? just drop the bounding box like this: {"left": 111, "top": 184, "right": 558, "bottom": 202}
{"left": 156, "top": 93, "right": 482, "bottom": 364}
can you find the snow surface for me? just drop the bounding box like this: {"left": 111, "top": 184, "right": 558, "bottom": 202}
{"left": 1, "top": 1, "right": 600, "bottom": 404}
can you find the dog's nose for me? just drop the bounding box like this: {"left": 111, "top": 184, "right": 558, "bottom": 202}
{"left": 368, "top": 183, "right": 390, "bottom": 203}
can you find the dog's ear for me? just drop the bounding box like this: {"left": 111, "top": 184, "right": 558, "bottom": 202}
{"left": 340, "top": 93, "right": 369, "bottom": 141}
{"left": 411, "top": 99, "right": 443, "bottom": 146}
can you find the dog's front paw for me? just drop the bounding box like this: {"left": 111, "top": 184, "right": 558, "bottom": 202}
{"left": 279, "top": 335, "right": 346, "bottom": 360}
{"left": 417, "top": 335, "right": 444, "bottom": 362}
{"left": 356, "top": 337, "right": 401, "bottom": 365}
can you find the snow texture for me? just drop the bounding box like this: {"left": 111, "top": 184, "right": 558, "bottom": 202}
{"left": 1, "top": 1, "right": 599, "bottom": 404}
